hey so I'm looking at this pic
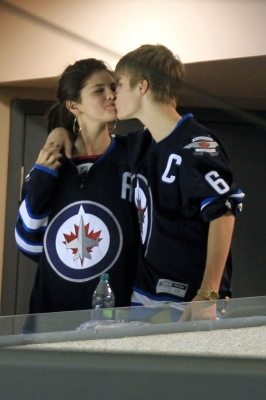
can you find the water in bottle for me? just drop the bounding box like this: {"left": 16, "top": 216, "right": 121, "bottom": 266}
{"left": 92, "top": 273, "right": 115, "bottom": 309}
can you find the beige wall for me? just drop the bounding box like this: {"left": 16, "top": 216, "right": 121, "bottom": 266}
{"left": 1, "top": 0, "right": 266, "bottom": 83}
{"left": 0, "top": 97, "right": 11, "bottom": 300}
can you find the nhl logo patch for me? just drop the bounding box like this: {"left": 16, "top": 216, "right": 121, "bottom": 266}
{"left": 44, "top": 201, "right": 122, "bottom": 282}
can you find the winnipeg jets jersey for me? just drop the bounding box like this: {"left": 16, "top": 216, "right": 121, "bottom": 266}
{"left": 15, "top": 136, "right": 139, "bottom": 314}
{"left": 127, "top": 114, "right": 244, "bottom": 306}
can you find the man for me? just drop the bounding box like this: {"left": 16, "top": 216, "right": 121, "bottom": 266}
{"left": 114, "top": 44, "right": 244, "bottom": 320}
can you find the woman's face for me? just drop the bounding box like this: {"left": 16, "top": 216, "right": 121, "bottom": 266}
{"left": 78, "top": 70, "right": 117, "bottom": 125}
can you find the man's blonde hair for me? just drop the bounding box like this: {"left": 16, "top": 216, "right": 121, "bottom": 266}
{"left": 115, "top": 44, "right": 185, "bottom": 104}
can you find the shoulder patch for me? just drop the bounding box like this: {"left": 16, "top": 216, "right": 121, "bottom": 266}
{"left": 184, "top": 137, "right": 219, "bottom": 156}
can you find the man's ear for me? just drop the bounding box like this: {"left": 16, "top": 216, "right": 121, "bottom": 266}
{"left": 139, "top": 79, "right": 149, "bottom": 96}
{"left": 66, "top": 100, "right": 81, "bottom": 116}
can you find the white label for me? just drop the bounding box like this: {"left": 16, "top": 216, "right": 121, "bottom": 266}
{"left": 192, "top": 136, "right": 213, "bottom": 142}
{"left": 156, "top": 279, "right": 188, "bottom": 298}
{"left": 195, "top": 148, "right": 216, "bottom": 153}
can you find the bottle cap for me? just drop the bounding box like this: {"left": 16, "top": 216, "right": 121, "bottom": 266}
{"left": 100, "top": 273, "right": 109, "bottom": 280}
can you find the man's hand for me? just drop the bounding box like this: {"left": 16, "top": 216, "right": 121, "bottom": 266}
{"left": 179, "top": 295, "right": 218, "bottom": 322}
{"left": 179, "top": 211, "right": 235, "bottom": 322}
{"left": 36, "top": 143, "right": 62, "bottom": 171}
{"left": 45, "top": 127, "right": 73, "bottom": 158}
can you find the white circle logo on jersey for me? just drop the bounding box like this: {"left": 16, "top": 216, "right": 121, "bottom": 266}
{"left": 44, "top": 201, "right": 122, "bottom": 282}
{"left": 131, "top": 174, "right": 153, "bottom": 254}
{"left": 134, "top": 180, "right": 148, "bottom": 244}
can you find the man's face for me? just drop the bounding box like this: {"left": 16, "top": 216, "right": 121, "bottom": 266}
{"left": 115, "top": 75, "right": 141, "bottom": 120}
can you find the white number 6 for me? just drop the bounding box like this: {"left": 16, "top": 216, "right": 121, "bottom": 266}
{"left": 205, "top": 171, "right": 229, "bottom": 194}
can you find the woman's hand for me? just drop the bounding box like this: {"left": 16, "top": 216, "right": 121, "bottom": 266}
{"left": 36, "top": 143, "right": 62, "bottom": 171}
{"left": 45, "top": 127, "right": 73, "bottom": 158}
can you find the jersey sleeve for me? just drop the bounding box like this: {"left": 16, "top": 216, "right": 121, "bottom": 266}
{"left": 15, "top": 165, "right": 58, "bottom": 261}
{"left": 180, "top": 133, "right": 244, "bottom": 222}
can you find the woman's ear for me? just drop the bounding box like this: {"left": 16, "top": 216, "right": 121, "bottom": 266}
{"left": 66, "top": 100, "right": 81, "bottom": 116}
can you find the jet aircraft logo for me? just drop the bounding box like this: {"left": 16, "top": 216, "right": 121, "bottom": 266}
{"left": 63, "top": 215, "right": 102, "bottom": 266}
{"left": 44, "top": 201, "right": 122, "bottom": 282}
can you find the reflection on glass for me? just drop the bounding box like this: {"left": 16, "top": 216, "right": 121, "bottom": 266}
{"left": 0, "top": 296, "right": 265, "bottom": 348}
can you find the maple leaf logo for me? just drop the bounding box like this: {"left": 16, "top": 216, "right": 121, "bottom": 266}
{"left": 63, "top": 216, "right": 102, "bottom": 266}
{"left": 199, "top": 140, "right": 210, "bottom": 149}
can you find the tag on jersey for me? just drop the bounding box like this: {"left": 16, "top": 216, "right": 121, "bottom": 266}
{"left": 156, "top": 279, "right": 188, "bottom": 298}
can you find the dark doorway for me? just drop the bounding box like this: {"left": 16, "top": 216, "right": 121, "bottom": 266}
{"left": 2, "top": 100, "right": 54, "bottom": 315}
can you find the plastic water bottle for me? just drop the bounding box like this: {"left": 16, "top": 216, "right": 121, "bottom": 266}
{"left": 92, "top": 274, "right": 115, "bottom": 309}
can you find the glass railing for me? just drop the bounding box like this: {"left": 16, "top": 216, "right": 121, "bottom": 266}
{"left": 0, "top": 296, "right": 266, "bottom": 348}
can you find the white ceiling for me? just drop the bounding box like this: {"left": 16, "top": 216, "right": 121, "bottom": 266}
{"left": 0, "top": 0, "right": 266, "bottom": 111}
{"left": 2, "top": 0, "right": 266, "bottom": 64}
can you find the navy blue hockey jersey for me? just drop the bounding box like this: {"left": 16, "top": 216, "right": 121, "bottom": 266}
{"left": 15, "top": 136, "right": 140, "bottom": 313}
{"left": 127, "top": 114, "right": 244, "bottom": 306}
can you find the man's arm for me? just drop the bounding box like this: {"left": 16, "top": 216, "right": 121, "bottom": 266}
{"left": 180, "top": 211, "right": 235, "bottom": 321}
{"left": 199, "top": 210, "right": 235, "bottom": 294}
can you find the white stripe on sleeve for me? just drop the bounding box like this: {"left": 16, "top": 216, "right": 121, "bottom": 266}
{"left": 19, "top": 198, "right": 48, "bottom": 231}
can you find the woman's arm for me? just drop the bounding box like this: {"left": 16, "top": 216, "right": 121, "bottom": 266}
{"left": 15, "top": 143, "right": 63, "bottom": 261}
{"left": 45, "top": 128, "right": 74, "bottom": 159}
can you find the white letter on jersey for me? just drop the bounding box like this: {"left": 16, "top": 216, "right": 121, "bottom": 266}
{"left": 121, "top": 172, "right": 133, "bottom": 201}
{"left": 162, "top": 154, "right": 182, "bottom": 183}
{"left": 205, "top": 171, "right": 230, "bottom": 194}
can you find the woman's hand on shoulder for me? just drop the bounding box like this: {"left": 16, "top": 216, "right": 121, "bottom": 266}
{"left": 36, "top": 143, "right": 63, "bottom": 171}
{"left": 45, "top": 127, "right": 73, "bottom": 158}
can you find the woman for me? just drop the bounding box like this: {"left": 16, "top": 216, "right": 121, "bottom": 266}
{"left": 15, "top": 58, "right": 139, "bottom": 314}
